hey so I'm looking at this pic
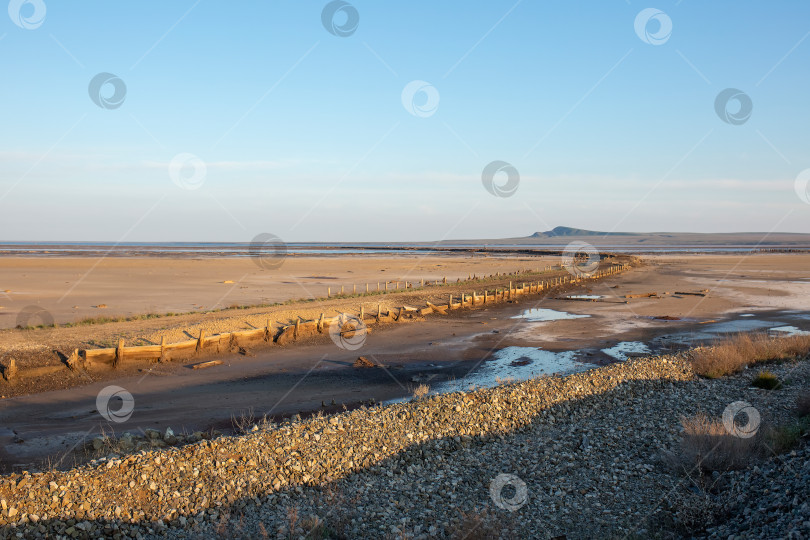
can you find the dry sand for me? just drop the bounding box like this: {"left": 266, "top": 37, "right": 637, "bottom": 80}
{"left": 0, "top": 254, "right": 547, "bottom": 328}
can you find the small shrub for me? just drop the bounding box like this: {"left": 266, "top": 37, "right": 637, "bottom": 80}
{"left": 678, "top": 413, "right": 762, "bottom": 472}
{"left": 797, "top": 391, "right": 810, "bottom": 417}
{"left": 751, "top": 371, "right": 781, "bottom": 390}
{"left": 412, "top": 384, "right": 430, "bottom": 401}
{"left": 766, "top": 417, "right": 810, "bottom": 454}
{"left": 690, "top": 333, "right": 810, "bottom": 378}
{"left": 665, "top": 486, "right": 719, "bottom": 535}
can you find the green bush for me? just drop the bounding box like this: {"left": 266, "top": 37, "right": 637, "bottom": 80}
{"left": 751, "top": 371, "right": 781, "bottom": 390}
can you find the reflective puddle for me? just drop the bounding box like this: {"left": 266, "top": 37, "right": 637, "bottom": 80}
{"left": 769, "top": 325, "right": 810, "bottom": 336}
{"left": 601, "top": 341, "right": 651, "bottom": 361}
{"left": 703, "top": 319, "right": 776, "bottom": 333}
{"left": 511, "top": 308, "right": 590, "bottom": 322}
{"left": 436, "top": 346, "right": 598, "bottom": 393}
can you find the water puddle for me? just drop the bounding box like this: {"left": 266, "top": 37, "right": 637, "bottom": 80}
{"left": 435, "top": 346, "right": 598, "bottom": 393}
{"left": 739, "top": 314, "right": 755, "bottom": 317}
{"left": 769, "top": 325, "right": 810, "bottom": 336}
{"left": 562, "top": 294, "right": 602, "bottom": 300}
{"left": 656, "top": 317, "right": 809, "bottom": 346}
{"left": 601, "top": 341, "right": 651, "bottom": 361}
{"left": 703, "top": 319, "right": 775, "bottom": 333}
{"left": 511, "top": 308, "right": 590, "bottom": 322}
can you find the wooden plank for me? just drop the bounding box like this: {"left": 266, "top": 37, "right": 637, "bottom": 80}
{"left": 164, "top": 339, "right": 197, "bottom": 351}
{"left": 192, "top": 360, "right": 223, "bottom": 370}
{"left": 231, "top": 328, "right": 266, "bottom": 340}
{"left": 121, "top": 345, "right": 163, "bottom": 362}
{"left": 125, "top": 345, "right": 163, "bottom": 355}
{"left": 16, "top": 364, "right": 66, "bottom": 379}
{"left": 84, "top": 348, "right": 116, "bottom": 365}
{"left": 426, "top": 302, "right": 447, "bottom": 315}
{"left": 204, "top": 333, "right": 230, "bottom": 346}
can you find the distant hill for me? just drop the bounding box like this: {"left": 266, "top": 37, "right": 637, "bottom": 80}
{"left": 434, "top": 226, "right": 810, "bottom": 248}
{"left": 531, "top": 226, "right": 636, "bottom": 238}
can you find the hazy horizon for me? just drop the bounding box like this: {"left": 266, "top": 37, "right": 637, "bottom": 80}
{"left": 4, "top": 225, "right": 810, "bottom": 245}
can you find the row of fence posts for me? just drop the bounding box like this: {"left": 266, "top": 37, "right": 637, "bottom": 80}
{"left": 325, "top": 265, "right": 567, "bottom": 298}
{"left": 76, "top": 263, "right": 630, "bottom": 369}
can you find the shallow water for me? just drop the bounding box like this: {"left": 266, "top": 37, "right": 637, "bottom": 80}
{"left": 769, "top": 325, "right": 810, "bottom": 336}
{"left": 703, "top": 319, "right": 776, "bottom": 333}
{"left": 511, "top": 308, "right": 590, "bottom": 322}
{"left": 601, "top": 341, "right": 651, "bottom": 361}
{"left": 435, "top": 346, "right": 598, "bottom": 393}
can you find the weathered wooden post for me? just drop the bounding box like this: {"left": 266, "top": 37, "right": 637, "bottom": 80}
{"left": 66, "top": 348, "right": 80, "bottom": 370}
{"left": 360, "top": 305, "right": 364, "bottom": 319}
{"left": 327, "top": 287, "right": 331, "bottom": 298}
{"left": 196, "top": 330, "right": 206, "bottom": 352}
{"left": 114, "top": 339, "right": 125, "bottom": 367}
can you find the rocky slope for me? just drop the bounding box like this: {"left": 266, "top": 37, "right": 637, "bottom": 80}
{"left": 0, "top": 353, "right": 807, "bottom": 539}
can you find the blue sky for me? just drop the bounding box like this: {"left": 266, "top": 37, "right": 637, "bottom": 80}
{"left": 1, "top": 1, "right": 809, "bottom": 241}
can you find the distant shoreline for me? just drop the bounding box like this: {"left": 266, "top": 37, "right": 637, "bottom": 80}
{"left": 1, "top": 242, "right": 809, "bottom": 257}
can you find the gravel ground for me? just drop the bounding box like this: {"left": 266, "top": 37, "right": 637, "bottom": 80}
{"left": 701, "top": 444, "right": 810, "bottom": 539}
{"left": 0, "top": 353, "right": 807, "bottom": 539}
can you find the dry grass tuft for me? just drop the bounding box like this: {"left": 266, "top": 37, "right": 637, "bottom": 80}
{"left": 765, "top": 418, "right": 810, "bottom": 455}
{"left": 677, "top": 413, "right": 762, "bottom": 472}
{"left": 412, "top": 383, "right": 430, "bottom": 401}
{"left": 449, "top": 508, "right": 514, "bottom": 539}
{"left": 689, "top": 333, "right": 810, "bottom": 378}
{"left": 751, "top": 370, "right": 781, "bottom": 390}
{"left": 664, "top": 484, "right": 719, "bottom": 535}
{"left": 797, "top": 391, "right": 810, "bottom": 418}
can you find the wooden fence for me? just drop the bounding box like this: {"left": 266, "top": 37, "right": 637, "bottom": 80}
{"left": 58, "top": 263, "right": 630, "bottom": 371}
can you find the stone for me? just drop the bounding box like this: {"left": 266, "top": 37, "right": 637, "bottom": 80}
{"left": 163, "top": 428, "right": 178, "bottom": 445}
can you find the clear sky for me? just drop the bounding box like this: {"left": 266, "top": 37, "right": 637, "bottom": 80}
{"left": 1, "top": 1, "right": 809, "bottom": 242}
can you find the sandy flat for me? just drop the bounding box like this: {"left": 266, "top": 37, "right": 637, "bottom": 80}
{"left": 0, "top": 254, "right": 550, "bottom": 329}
